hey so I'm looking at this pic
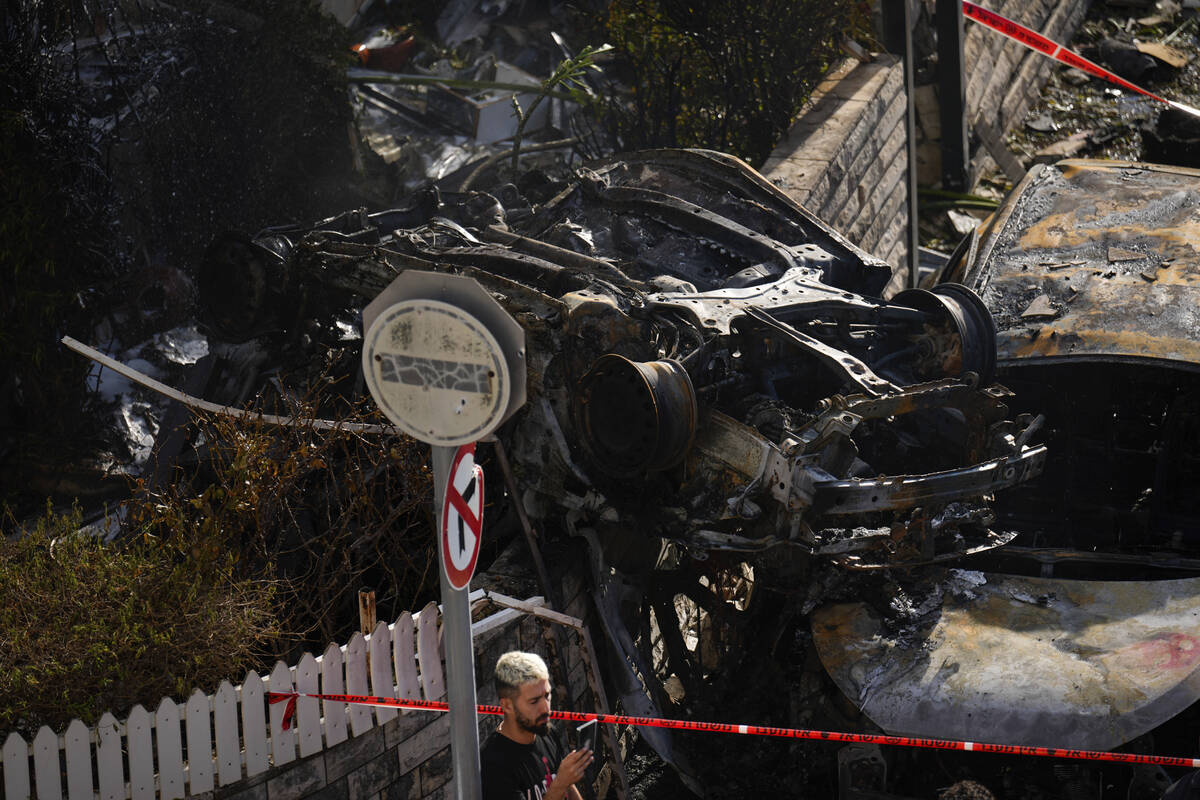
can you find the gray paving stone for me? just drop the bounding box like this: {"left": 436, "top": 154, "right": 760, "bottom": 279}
{"left": 849, "top": 150, "right": 907, "bottom": 244}
{"left": 215, "top": 783, "right": 267, "bottom": 800}
{"left": 396, "top": 715, "right": 451, "bottom": 775}
{"left": 325, "top": 724, "right": 385, "bottom": 783}
{"left": 824, "top": 89, "right": 906, "bottom": 222}
{"left": 384, "top": 709, "right": 438, "bottom": 750}
{"left": 347, "top": 749, "right": 403, "bottom": 798}
{"left": 419, "top": 747, "right": 453, "bottom": 795}
{"left": 301, "top": 778, "right": 349, "bottom": 800}
{"left": 380, "top": 772, "right": 418, "bottom": 800}
{"left": 862, "top": 178, "right": 907, "bottom": 253}
{"left": 267, "top": 757, "right": 326, "bottom": 799}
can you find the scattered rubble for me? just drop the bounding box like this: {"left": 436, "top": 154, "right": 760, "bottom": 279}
{"left": 1006, "top": 0, "right": 1200, "bottom": 168}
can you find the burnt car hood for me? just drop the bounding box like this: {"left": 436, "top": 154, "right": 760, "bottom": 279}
{"left": 962, "top": 159, "right": 1200, "bottom": 371}
{"left": 814, "top": 570, "right": 1200, "bottom": 751}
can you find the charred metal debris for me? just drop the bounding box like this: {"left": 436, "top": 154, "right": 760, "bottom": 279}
{"left": 945, "top": 159, "right": 1200, "bottom": 566}
{"left": 199, "top": 148, "right": 1045, "bottom": 571}
{"left": 196, "top": 148, "right": 1048, "bottom": 790}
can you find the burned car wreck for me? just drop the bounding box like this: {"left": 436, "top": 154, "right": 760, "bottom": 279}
{"left": 196, "top": 149, "right": 1056, "bottom": 789}
{"left": 201, "top": 148, "right": 1045, "bottom": 567}
{"left": 813, "top": 159, "right": 1200, "bottom": 784}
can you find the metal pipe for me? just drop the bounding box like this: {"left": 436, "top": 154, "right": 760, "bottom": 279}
{"left": 434, "top": 445, "right": 482, "bottom": 800}
{"left": 900, "top": 0, "right": 922, "bottom": 289}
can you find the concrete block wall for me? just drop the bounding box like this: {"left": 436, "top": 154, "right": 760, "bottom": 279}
{"left": 957, "top": 0, "right": 1092, "bottom": 182}
{"left": 760, "top": 0, "right": 1089, "bottom": 275}
{"left": 761, "top": 55, "right": 910, "bottom": 270}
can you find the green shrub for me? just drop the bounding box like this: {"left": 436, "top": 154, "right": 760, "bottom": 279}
{"left": 0, "top": 504, "right": 282, "bottom": 735}
{"left": 601, "top": 0, "right": 867, "bottom": 165}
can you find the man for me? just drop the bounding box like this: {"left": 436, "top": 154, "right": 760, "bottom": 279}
{"left": 481, "top": 651, "right": 593, "bottom": 800}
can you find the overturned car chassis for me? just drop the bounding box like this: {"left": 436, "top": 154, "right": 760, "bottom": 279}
{"left": 199, "top": 149, "right": 1049, "bottom": 786}
{"left": 202, "top": 149, "right": 1045, "bottom": 568}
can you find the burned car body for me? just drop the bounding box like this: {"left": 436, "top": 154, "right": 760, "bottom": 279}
{"left": 954, "top": 159, "right": 1200, "bottom": 558}
{"left": 815, "top": 160, "right": 1200, "bottom": 760}
{"left": 198, "top": 149, "right": 1053, "bottom": 786}
{"left": 201, "top": 149, "right": 1044, "bottom": 568}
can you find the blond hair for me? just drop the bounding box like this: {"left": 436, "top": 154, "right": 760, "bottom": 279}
{"left": 494, "top": 651, "right": 549, "bottom": 699}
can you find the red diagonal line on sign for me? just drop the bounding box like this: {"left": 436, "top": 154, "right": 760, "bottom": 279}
{"left": 448, "top": 476, "right": 482, "bottom": 536}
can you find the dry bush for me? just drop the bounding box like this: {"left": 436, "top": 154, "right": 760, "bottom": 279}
{"left": 130, "top": 391, "right": 437, "bottom": 652}
{"left": 0, "top": 386, "right": 440, "bottom": 735}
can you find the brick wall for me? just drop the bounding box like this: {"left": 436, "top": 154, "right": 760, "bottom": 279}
{"left": 762, "top": 56, "right": 910, "bottom": 271}
{"left": 758, "top": 55, "right": 907, "bottom": 272}
{"left": 761, "top": 0, "right": 1090, "bottom": 277}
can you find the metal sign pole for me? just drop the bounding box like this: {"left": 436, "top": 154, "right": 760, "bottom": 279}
{"left": 361, "top": 272, "right": 524, "bottom": 800}
{"left": 900, "top": 0, "right": 922, "bottom": 289}
{"left": 433, "top": 444, "right": 482, "bottom": 800}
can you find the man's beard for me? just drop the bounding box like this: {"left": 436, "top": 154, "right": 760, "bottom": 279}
{"left": 516, "top": 710, "right": 550, "bottom": 736}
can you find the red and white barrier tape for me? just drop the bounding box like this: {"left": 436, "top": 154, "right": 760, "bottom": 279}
{"left": 266, "top": 692, "right": 1200, "bottom": 768}
{"left": 963, "top": 0, "right": 1200, "bottom": 119}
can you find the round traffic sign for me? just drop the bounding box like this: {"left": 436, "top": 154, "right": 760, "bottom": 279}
{"left": 362, "top": 299, "right": 511, "bottom": 446}
{"left": 441, "top": 444, "right": 484, "bottom": 590}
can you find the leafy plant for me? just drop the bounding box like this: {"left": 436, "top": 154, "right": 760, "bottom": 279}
{"left": 600, "top": 0, "right": 865, "bottom": 165}
{"left": 0, "top": 504, "right": 282, "bottom": 735}
{"left": 918, "top": 188, "right": 1001, "bottom": 212}
{"left": 510, "top": 44, "right": 614, "bottom": 172}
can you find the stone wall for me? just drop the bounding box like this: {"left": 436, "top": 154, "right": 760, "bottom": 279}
{"left": 955, "top": 0, "right": 1092, "bottom": 183}
{"left": 761, "top": 55, "right": 910, "bottom": 271}
{"left": 761, "top": 0, "right": 1090, "bottom": 276}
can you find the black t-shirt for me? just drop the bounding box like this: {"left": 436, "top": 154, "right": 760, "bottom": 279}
{"left": 480, "top": 728, "right": 567, "bottom": 800}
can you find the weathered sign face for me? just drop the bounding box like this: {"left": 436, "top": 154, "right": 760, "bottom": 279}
{"left": 359, "top": 269, "right": 527, "bottom": 447}
{"left": 363, "top": 298, "right": 511, "bottom": 446}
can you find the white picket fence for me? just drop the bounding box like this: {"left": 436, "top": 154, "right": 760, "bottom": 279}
{"left": 1, "top": 590, "right": 539, "bottom": 800}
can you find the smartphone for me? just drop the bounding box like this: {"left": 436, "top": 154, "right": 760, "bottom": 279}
{"left": 576, "top": 719, "right": 597, "bottom": 753}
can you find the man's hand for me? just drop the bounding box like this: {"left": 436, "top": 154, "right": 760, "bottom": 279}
{"left": 545, "top": 748, "right": 594, "bottom": 800}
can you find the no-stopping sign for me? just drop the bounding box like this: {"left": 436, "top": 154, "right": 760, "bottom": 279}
{"left": 441, "top": 443, "right": 485, "bottom": 590}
